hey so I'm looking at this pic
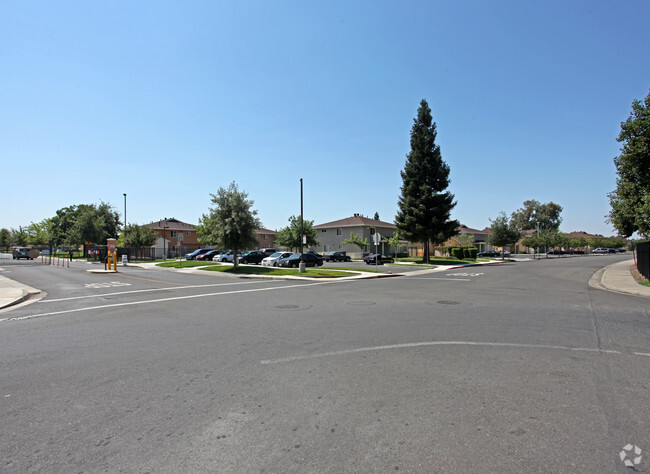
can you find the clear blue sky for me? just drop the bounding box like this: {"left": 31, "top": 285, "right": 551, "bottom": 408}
{"left": 2, "top": 1, "right": 649, "bottom": 236}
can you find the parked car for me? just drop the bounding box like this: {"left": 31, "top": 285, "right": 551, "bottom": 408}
{"left": 323, "top": 251, "right": 351, "bottom": 262}
{"left": 185, "top": 248, "right": 213, "bottom": 260}
{"left": 546, "top": 249, "right": 565, "bottom": 255}
{"left": 195, "top": 249, "right": 221, "bottom": 261}
{"left": 593, "top": 248, "right": 616, "bottom": 254}
{"left": 239, "top": 250, "right": 266, "bottom": 264}
{"left": 364, "top": 253, "right": 394, "bottom": 265}
{"left": 13, "top": 247, "right": 35, "bottom": 260}
{"left": 261, "top": 252, "right": 293, "bottom": 266}
{"left": 477, "top": 250, "right": 500, "bottom": 258}
{"left": 259, "top": 248, "right": 278, "bottom": 256}
{"left": 214, "top": 250, "right": 243, "bottom": 262}
{"left": 305, "top": 250, "right": 323, "bottom": 258}
{"left": 277, "top": 253, "right": 324, "bottom": 268}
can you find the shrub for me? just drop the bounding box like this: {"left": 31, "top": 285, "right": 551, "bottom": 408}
{"left": 451, "top": 247, "right": 464, "bottom": 259}
{"left": 465, "top": 247, "right": 478, "bottom": 259}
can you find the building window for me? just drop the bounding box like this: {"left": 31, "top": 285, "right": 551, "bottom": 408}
{"left": 324, "top": 245, "right": 329, "bottom": 252}
{"left": 321, "top": 229, "right": 327, "bottom": 233}
{"left": 338, "top": 244, "right": 342, "bottom": 249}
{"left": 369, "top": 228, "right": 375, "bottom": 235}
{"left": 187, "top": 231, "right": 191, "bottom": 236}
{"left": 337, "top": 228, "right": 342, "bottom": 236}
{"left": 170, "top": 231, "right": 177, "bottom": 238}
{"left": 263, "top": 235, "right": 268, "bottom": 240}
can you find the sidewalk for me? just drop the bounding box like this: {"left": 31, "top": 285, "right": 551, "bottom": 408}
{"left": 1, "top": 259, "right": 649, "bottom": 310}
{"left": 591, "top": 259, "right": 650, "bottom": 298}
{"left": 0, "top": 272, "right": 43, "bottom": 310}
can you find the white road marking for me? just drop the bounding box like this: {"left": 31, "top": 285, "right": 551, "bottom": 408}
{"left": 0, "top": 280, "right": 337, "bottom": 323}
{"left": 42, "top": 280, "right": 271, "bottom": 303}
{"left": 260, "top": 341, "right": 631, "bottom": 365}
{"left": 84, "top": 281, "right": 132, "bottom": 289}
{"left": 404, "top": 277, "right": 471, "bottom": 281}
{"left": 446, "top": 272, "right": 484, "bottom": 277}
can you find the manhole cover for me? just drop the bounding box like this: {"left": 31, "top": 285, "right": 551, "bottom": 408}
{"left": 346, "top": 301, "right": 377, "bottom": 306}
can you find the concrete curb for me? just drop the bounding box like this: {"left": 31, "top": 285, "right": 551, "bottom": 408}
{"left": 0, "top": 272, "right": 43, "bottom": 310}
{"left": 597, "top": 260, "right": 650, "bottom": 298}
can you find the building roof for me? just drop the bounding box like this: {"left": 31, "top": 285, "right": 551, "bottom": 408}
{"left": 566, "top": 231, "right": 605, "bottom": 239}
{"left": 457, "top": 225, "right": 488, "bottom": 235}
{"left": 314, "top": 214, "right": 397, "bottom": 229}
{"left": 256, "top": 228, "right": 276, "bottom": 234}
{"left": 143, "top": 218, "right": 195, "bottom": 231}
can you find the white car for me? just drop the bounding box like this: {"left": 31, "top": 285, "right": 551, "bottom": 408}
{"left": 212, "top": 250, "right": 242, "bottom": 262}
{"left": 261, "top": 251, "right": 293, "bottom": 266}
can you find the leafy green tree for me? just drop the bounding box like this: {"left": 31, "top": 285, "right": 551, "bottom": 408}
{"left": 50, "top": 202, "right": 120, "bottom": 249}
{"left": 124, "top": 224, "right": 158, "bottom": 248}
{"left": 274, "top": 215, "right": 318, "bottom": 252}
{"left": 488, "top": 212, "right": 521, "bottom": 258}
{"left": 456, "top": 233, "right": 475, "bottom": 247}
{"left": 396, "top": 99, "right": 459, "bottom": 261}
{"left": 386, "top": 229, "right": 404, "bottom": 257}
{"left": 510, "top": 200, "right": 563, "bottom": 232}
{"left": 26, "top": 219, "right": 52, "bottom": 247}
{"left": 341, "top": 232, "right": 368, "bottom": 256}
{"left": 608, "top": 90, "right": 650, "bottom": 238}
{"left": 10, "top": 227, "right": 27, "bottom": 246}
{"left": 522, "top": 230, "right": 559, "bottom": 257}
{"left": 123, "top": 224, "right": 158, "bottom": 258}
{"left": 196, "top": 182, "right": 261, "bottom": 268}
{"left": 64, "top": 202, "right": 120, "bottom": 250}
{"left": 0, "top": 228, "right": 11, "bottom": 251}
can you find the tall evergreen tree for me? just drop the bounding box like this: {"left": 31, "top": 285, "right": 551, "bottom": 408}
{"left": 396, "top": 99, "right": 459, "bottom": 261}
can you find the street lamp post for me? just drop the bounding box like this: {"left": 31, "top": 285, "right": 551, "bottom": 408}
{"left": 123, "top": 193, "right": 127, "bottom": 259}
{"left": 299, "top": 178, "right": 306, "bottom": 273}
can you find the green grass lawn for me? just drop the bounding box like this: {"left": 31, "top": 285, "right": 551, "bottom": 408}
{"left": 395, "top": 257, "right": 475, "bottom": 265}
{"left": 199, "top": 265, "right": 364, "bottom": 277}
{"left": 639, "top": 281, "right": 650, "bottom": 287}
{"left": 156, "top": 260, "right": 220, "bottom": 268}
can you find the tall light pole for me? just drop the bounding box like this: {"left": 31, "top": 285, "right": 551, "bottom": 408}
{"left": 123, "top": 193, "right": 127, "bottom": 243}
{"left": 299, "top": 178, "right": 306, "bottom": 273}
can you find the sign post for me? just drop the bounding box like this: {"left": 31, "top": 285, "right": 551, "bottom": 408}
{"left": 373, "top": 233, "right": 381, "bottom": 267}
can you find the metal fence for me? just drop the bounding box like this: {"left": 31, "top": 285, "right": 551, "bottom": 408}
{"left": 637, "top": 241, "right": 649, "bottom": 280}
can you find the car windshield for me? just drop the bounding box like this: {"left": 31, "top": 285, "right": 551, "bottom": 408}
{"left": 269, "top": 252, "right": 282, "bottom": 258}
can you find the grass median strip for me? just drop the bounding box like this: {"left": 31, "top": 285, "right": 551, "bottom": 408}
{"left": 199, "top": 265, "right": 364, "bottom": 277}
{"left": 157, "top": 261, "right": 220, "bottom": 268}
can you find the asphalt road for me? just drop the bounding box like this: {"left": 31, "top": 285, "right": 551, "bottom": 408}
{"left": 0, "top": 256, "right": 647, "bottom": 472}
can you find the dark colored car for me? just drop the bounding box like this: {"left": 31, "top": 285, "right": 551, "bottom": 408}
{"left": 546, "top": 249, "right": 565, "bottom": 255}
{"left": 12, "top": 247, "right": 35, "bottom": 260}
{"left": 323, "top": 251, "right": 351, "bottom": 262}
{"left": 477, "top": 250, "right": 499, "bottom": 257}
{"left": 363, "top": 253, "right": 394, "bottom": 265}
{"left": 277, "top": 253, "right": 324, "bottom": 268}
{"left": 240, "top": 250, "right": 266, "bottom": 264}
{"left": 478, "top": 250, "right": 510, "bottom": 258}
{"left": 185, "top": 248, "right": 214, "bottom": 260}
{"left": 195, "top": 249, "right": 221, "bottom": 261}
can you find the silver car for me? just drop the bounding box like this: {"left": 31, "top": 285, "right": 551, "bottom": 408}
{"left": 261, "top": 251, "right": 293, "bottom": 266}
